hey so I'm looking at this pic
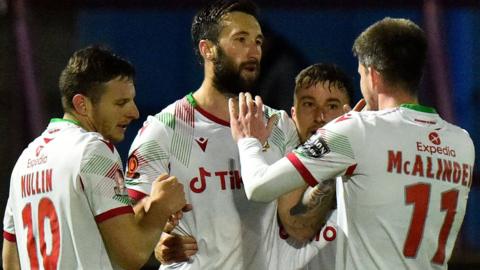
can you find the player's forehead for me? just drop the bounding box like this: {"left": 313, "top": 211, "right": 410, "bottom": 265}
{"left": 218, "top": 11, "right": 262, "bottom": 39}
{"left": 99, "top": 77, "right": 136, "bottom": 101}
{"left": 296, "top": 81, "right": 349, "bottom": 104}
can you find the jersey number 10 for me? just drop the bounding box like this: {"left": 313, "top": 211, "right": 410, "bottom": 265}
{"left": 403, "top": 183, "right": 459, "bottom": 265}
{"left": 22, "top": 197, "right": 60, "bottom": 270}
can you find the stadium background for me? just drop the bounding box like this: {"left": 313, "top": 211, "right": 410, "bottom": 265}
{"left": 0, "top": 0, "right": 478, "bottom": 269}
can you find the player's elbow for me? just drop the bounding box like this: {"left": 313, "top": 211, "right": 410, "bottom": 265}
{"left": 246, "top": 182, "right": 276, "bottom": 203}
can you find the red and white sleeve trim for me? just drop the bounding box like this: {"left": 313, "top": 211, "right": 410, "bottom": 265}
{"left": 127, "top": 188, "right": 148, "bottom": 202}
{"left": 286, "top": 153, "right": 318, "bottom": 187}
{"left": 95, "top": 206, "right": 134, "bottom": 223}
{"left": 3, "top": 231, "right": 16, "bottom": 242}
{"left": 345, "top": 164, "right": 357, "bottom": 176}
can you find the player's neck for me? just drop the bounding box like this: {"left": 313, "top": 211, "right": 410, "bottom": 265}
{"left": 193, "top": 79, "right": 233, "bottom": 121}
{"left": 63, "top": 112, "right": 96, "bottom": 133}
{"left": 378, "top": 89, "right": 418, "bottom": 110}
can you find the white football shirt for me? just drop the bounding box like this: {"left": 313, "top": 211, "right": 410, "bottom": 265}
{"left": 286, "top": 104, "right": 474, "bottom": 269}
{"left": 126, "top": 93, "right": 299, "bottom": 270}
{"left": 237, "top": 104, "right": 474, "bottom": 269}
{"left": 272, "top": 210, "right": 338, "bottom": 270}
{"left": 3, "top": 118, "right": 133, "bottom": 270}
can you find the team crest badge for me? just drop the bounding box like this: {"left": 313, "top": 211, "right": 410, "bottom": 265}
{"left": 126, "top": 155, "right": 140, "bottom": 179}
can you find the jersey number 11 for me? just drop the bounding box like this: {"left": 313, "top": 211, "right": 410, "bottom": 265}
{"left": 403, "top": 183, "right": 459, "bottom": 265}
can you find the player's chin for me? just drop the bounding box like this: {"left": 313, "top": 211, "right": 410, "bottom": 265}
{"left": 110, "top": 130, "right": 126, "bottom": 143}
{"left": 309, "top": 128, "right": 319, "bottom": 137}
{"left": 241, "top": 70, "right": 258, "bottom": 82}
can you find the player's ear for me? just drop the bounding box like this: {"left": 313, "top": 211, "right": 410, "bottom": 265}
{"left": 291, "top": 106, "right": 296, "bottom": 119}
{"left": 369, "top": 66, "right": 383, "bottom": 92}
{"left": 71, "top": 94, "right": 91, "bottom": 116}
{"left": 199, "top": 39, "right": 216, "bottom": 61}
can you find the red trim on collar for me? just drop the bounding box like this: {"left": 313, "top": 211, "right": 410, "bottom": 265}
{"left": 195, "top": 105, "right": 230, "bottom": 127}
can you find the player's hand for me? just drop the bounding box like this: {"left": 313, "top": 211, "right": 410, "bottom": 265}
{"left": 290, "top": 179, "right": 335, "bottom": 216}
{"left": 155, "top": 232, "right": 198, "bottom": 264}
{"left": 343, "top": 98, "right": 367, "bottom": 113}
{"left": 164, "top": 204, "right": 193, "bottom": 232}
{"left": 148, "top": 173, "right": 186, "bottom": 217}
{"left": 229, "top": 92, "right": 276, "bottom": 144}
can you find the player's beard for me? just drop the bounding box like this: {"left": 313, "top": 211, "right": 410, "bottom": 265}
{"left": 212, "top": 47, "right": 260, "bottom": 97}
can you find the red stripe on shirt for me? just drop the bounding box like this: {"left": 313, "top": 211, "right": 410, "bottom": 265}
{"left": 177, "top": 98, "right": 195, "bottom": 127}
{"left": 95, "top": 206, "right": 133, "bottom": 223}
{"left": 345, "top": 164, "right": 357, "bottom": 176}
{"left": 106, "top": 163, "right": 120, "bottom": 179}
{"left": 3, "top": 231, "right": 16, "bottom": 242}
{"left": 195, "top": 105, "right": 230, "bottom": 126}
{"left": 128, "top": 188, "right": 148, "bottom": 202}
{"left": 286, "top": 153, "right": 318, "bottom": 187}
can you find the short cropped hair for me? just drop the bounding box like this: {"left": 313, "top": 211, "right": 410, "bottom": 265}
{"left": 191, "top": 0, "right": 259, "bottom": 64}
{"left": 352, "top": 17, "right": 427, "bottom": 95}
{"left": 294, "top": 63, "right": 354, "bottom": 105}
{"left": 58, "top": 45, "right": 135, "bottom": 112}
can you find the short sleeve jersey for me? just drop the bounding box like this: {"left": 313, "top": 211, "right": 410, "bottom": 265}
{"left": 3, "top": 119, "right": 133, "bottom": 270}
{"left": 287, "top": 104, "right": 475, "bottom": 270}
{"left": 126, "top": 93, "right": 299, "bottom": 270}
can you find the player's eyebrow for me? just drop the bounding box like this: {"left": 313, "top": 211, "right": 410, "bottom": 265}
{"left": 232, "top": 31, "right": 264, "bottom": 41}
{"left": 325, "top": 98, "right": 341, "bottom": 103}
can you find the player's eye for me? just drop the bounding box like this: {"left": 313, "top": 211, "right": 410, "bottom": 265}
{"left": 116, "top": 100, "right": 129, "bottom": 107}
{"left": 236, "top": 37, "right": 246, "bottom": 43}
{"left": 328, "top": 103, "right": 339, "bottom": 110}
{"left": 302, "top": 102, "right": 314, "bottom": 107}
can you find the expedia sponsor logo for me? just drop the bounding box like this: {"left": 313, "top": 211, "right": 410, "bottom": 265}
{"left": 417, "top": 132, "right": 455, "bottom": 157}
{"left": 297, "top": 136, "right": 330, "bottom": 158}
{"left": 416, "top": 142, "right": 456, "bottom": 157}
{"left": 27, "top": 155, "right": 48, "bottom": 168}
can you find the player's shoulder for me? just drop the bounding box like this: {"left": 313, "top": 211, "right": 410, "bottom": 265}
{"left": 324, "top": 111, "right": 367, "bottom": 130}
{"left": 263, "top": 104, "right": 286, "bottom": 117}
{"left": 327, "top": 108, "right": 400, "bottom": 129}
{"left": 149, "top": 96, "right": 193, "bottom": 128}
{"left": 264, "top": 104, "right": 298, "bottom": 137}
{"left": 263, "top": 104, "right": 292, "bottom": 126}
{"left": 442, "top": 121, "right": 472, "bottom": 137}
{"left": 41, "top": 122, "right": 105, "bottom": 151}
{"left": 81, "top": 134, "right": 119, "bottom": 161}
{"left": 130, "top": 97, "right": 190, "bottom": 148}
{"left": 441, "top": 121, "right": 475, "bottom": 150}
{"left": 150, "top": 101, "right": 177, "bottom": 125}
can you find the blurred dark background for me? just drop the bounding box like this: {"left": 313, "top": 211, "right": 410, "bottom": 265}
{"left": 1, "top": 0, "right": 479, "bottom": 269}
